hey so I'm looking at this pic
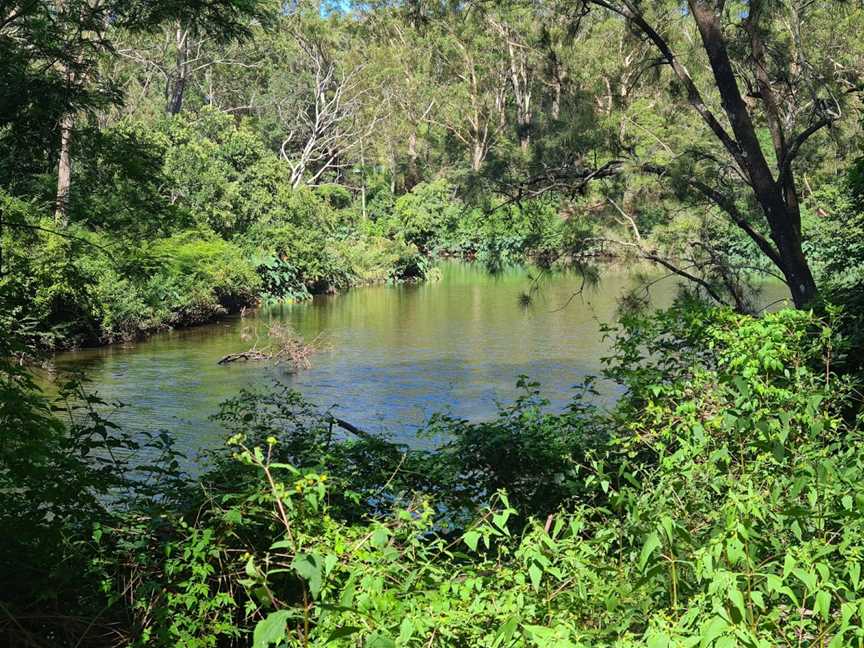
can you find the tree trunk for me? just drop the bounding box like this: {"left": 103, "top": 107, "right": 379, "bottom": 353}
{"left": 687, "top": 0, "right": 818, "bottom": 307}
{"left": 166, "top": 26, "right": 188, "bottom": 115}
{"left": 774, "top": 222, "right": 818, "bottom": 308}
{"left": 471, "top": 140, "right": 485, "bottom": 172}
{"left": 54, "top": 112, "right": 73, "bottom": 225}
{"left": 405, "top": 130, "right": 420, "bottom": 190}
{"left": 518, "top": 119, "right": 531, "bottom": 152}
{"left": 551, "top": 81, "right": 561, "bottom": 120}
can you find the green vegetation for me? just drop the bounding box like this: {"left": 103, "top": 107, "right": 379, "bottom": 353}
{"left": 4, "top": 0, "right": 864, "bottom": 645}
{"left": 4, "top": 0, "right": 863, "bottom": 347}
{"left": 3, "top": 302, "right": 864, "bottom": 646}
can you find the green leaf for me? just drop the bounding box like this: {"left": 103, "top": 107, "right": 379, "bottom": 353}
{"left": 326, "top": 626, "right": 361, "bottom": 643}
{"left": 815, "top": 590, "right": 831, "bottom": 621}
{"left": 783, "top": 554, "right": 796, "bottom": 579}
{"left": 528, "top": 563, "right": 542, "bottom": 592}
{"left": 371, "top": 526, "right": 389, "bottom": 548}
{"left": 639, "top": 532, "right": 661, "bottom": 572}
{"left": 728, "top": 587, "right": 747, "bottom": 623}
{"left": 293, "top": 553, "right": 323, "bottom": 599}
{"left": 493, "top": 616, "right": 519, "bottom": 647}
{"left": 725, "top": 538, "right": 745, "bottom": 566}
{"left": 253, "top": 610, "right": 292, "bottom": 648}
{"left": 699, "top": 616, "right": 728, "bottom": 648}
{"left": 365, "top": 633, "right": 396, "bottom": 648}
{"left": 463, "top": 530, "right": 480, "bottom": 552}
{"left": 849, "top": 562, "right": 861, "bottom": 590}
{"left": 829, "top": 631, "right": 849, "bottom": 648}
{"left": 398, "top": 618, "right": 415, "bottom": 642}
{"left": 793, "top": 568, "right": 817, "bottom": 592}
{"left": 324, "top": 553, "right": 338, "bottom": 576}
{"left": 750, "top": 590, "right": 765, "bottom": 610}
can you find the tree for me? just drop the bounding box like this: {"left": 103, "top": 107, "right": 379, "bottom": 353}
{"left": 573, "top": 0, "right": 861, "bottom": 308}
{"left": 263, "top": 14, "right": 387, "bottom": 188}
{"left": 118, "top": 0, "right": 273, "bottom": 115}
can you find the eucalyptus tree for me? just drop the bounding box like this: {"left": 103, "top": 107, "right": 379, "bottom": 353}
{"left": 568, "top": 0, "right": 864, "bottom": 308}
{"left": 258, "top": 10, "right": 388, "bottom": 188}
{"left": 116, "top": 0, "right": 274, "bottom": 116}
{"left": 418, "top": 9, "right": 511, "bottom": 172}
{"left": 0, "top": 1, "right": 118, "bottom": 224}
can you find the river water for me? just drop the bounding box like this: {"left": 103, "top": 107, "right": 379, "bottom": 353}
{"left": 49, "top": 263, "right": 788, "bottom": 457}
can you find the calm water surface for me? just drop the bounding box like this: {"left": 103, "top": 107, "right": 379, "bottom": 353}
{"left": 50, "top": 263, "right": 788, "bottom": 458}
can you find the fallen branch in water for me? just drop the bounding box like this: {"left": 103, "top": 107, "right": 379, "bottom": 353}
{"left": 326, "top": 415, "right": 380, "bottom": 443}
{"left": 217, "top": 350, "right": 270, "bottom": 364}
{"left": 218, "top": 322, "right": 326, "bottom": 371}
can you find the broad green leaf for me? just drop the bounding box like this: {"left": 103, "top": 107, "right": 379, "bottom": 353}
{"left": 371, "top": 526, "right": 389, "bottom": 548}
{"left": 365, "top": 633, "right": 395, "bottom": 648}
{"left": 463, "top": 530, "right": 480, "bottom": 552}
{"left": 493, "top": 616, "right": 519, "bottom": 647}
{"left": 829, "top": 631, "right": 849, "bottom": 648}
{"left": 728, "top": 587, "right": 747, "bottom": 622}
{"left": 639, "top": 533, "right": 661, "bottom": 572}
{"left": 783, "top": 554, "right": 796, "bottom": 579}
{"left": 699, "top": 616, "right": 728, "bottom": 648}
{"left": 726, "top": 538, "right": 745, "bottom": 566}
{"left": 253, "top": 610, "right": 292, "bottom": 648}
{"left": 815, "top": 590, "right": 831, "bottom": 621}
{"left": 398, "top": 618, "right": 415, "bottom": 642}
{"left": 293, "top": 553, "right": 323, "bottom": 599}
{"left": 528, "top": 563, "right": 542, "bottom": 592}
{"left": 850, "top": 562, "right": 861, "bottom": 590}
{"left": 792, "top": 568, "right": 817, "bottom": 592}
{"left": 750, "top": 591, "right": 764, "bottom": 610}
{"left": 324, "top": 553, "right": 338, "bottom": 576}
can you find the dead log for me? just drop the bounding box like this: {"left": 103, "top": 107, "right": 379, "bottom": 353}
{"left": 217, "top": 351, "right": 270, "bottom": 365}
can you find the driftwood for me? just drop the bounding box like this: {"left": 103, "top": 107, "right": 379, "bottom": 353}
{"left": 326, "top": 415, "right": 379, "bottom": 443}
{"left": 217, "top": 351, "right": 270, "bottom": 365}
{"left": 218, "top": 322, "right": 325, "bottom": 371}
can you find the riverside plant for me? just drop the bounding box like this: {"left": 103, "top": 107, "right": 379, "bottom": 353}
{"left": 3, "top": 303, "right": 864, "bottom": 646}
{"left": 91, "top": 304, "right": 864, "bottom": 647}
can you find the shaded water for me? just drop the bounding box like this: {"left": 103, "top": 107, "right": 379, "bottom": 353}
{"left": 50, "top": 263, "right": 789, "bottom": 458}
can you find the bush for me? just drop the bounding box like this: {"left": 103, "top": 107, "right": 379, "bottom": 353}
{"left": 144, "top": 230, "right": 261, "bottom": 325}
{"left": 5, "top": 302, "right": 864, "bottom": 646}
{"left": 30, "top": 302, "right": 849, "bottom": 647}
{"left": 375, "top": 179, "right": 462, "bottom": 252}
{"left": 450, "top": 197, "right": 564, "bottom": 270}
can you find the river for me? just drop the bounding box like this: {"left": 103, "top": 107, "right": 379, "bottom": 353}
{"left": 49, "top": 263, "right": 789, "bottom": 458}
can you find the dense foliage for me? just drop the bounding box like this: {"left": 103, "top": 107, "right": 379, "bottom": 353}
{"left": 4, "top": 0, "right": 864, "bottom": 347}
{"left": 4, "top": 0, "right": 864, "bottom": 645}
{"left": 3, "top": 302, "right": 864, "bottom": 646}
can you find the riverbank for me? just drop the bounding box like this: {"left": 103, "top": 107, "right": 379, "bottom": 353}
{"left": 8, "top": 301, "right": 863, "bottom": 646}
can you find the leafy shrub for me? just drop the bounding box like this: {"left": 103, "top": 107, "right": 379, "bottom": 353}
{"left": 145, "top": 230, "right": 261, "bottom": 325}
{"left": 37, "top": 303, "right": 847, "bottom": 647}
{"left": 372, "top": 179, "right": 462, "bottom": 252}
{"left": 450, "top": 197, "right": 564, "bottom": 270}
{"left": 332, "top": 234, "right": 429, "bottom": 285}
{"left": 314, "top": 183, "right": 353, "bottom": 210}
{"left": 244, "top": 222, "right": 352, "bottom": 298}
{"left": 5, "top": 302, "right": 864, "bottom": 646}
